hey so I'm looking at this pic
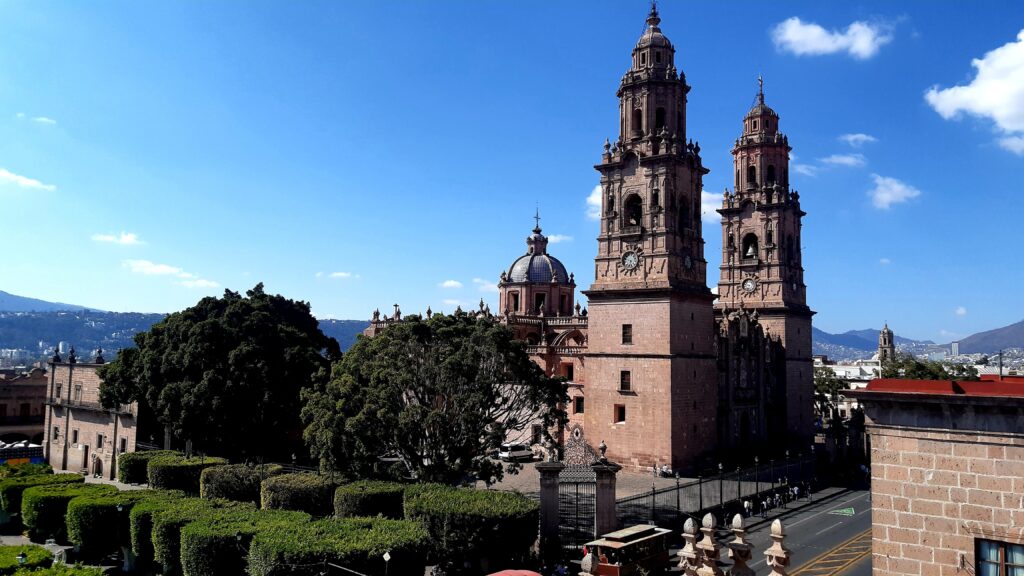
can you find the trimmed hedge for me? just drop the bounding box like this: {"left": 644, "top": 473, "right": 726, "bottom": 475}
{"left": 199, "top": 463, "right": 283, "bottom": 503}
{"left": 180, "top": 508, "right": 310, "bottom": 576}
{"left": 117, "top": 450, "right": 179, "bottom": 484}
{"left": 20, "top": 483, "right": 115, "bottom": 542}
{"left": 130, "top": 492, "right": 187, "bottom": 564}
{"left": 260, "top": 473, "right": 342, "bottom": 516}
{"left": 66, "top": 489, "right": 171, "bottom": 559}
{"left": 0, "top": 545, "right": 51, "bottom": 574}
{"left": 148, "top": 455, "right": 228, "bottom": 494}
{"left": 0, "top": 474, "right": 83, "bottom": 517}
{"left": 0, "top": 463, "right": 52, "bottom": 479}
{"left": 247, "top": 517, "right": 429, "bottom": 576}
{"left": 151, "top": 498, "right": 252, "bottom": 574}
{"left": 12, "top": 565, "right": 106, "bottom": 576}
{"left": 333, "top": 481, "right": 404, "bottom": 519}
{"left": 404, "top": 485, "right": 538, "bottom": 570}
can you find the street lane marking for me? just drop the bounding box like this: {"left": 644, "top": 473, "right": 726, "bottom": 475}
{"left": 829, "top": 507, "right": 855, "bottom": 516}
{"left": 785, "top": 492, "right": 868, "bottom": 529}
{"left": 815, "top": 521, "right": 843, "bottom": 536}
{"left": 790, "top": 529, "right": 872, "bottom": 576}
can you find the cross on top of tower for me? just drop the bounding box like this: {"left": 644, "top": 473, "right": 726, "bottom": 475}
{"left": 758, "top": 75, "right": 764, "bottom": 104}
{"left": 647, "top": 0, "right": 660, "bottom": 27}
{"left": 533, "top": 207, "right": 542, "bottom": 234}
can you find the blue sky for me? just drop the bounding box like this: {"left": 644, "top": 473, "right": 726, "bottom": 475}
{"left": 1, "top": 1, "right": 1022, "bottom": 343}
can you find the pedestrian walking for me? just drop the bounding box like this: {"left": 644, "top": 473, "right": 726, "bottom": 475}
{"left": 744, "top": 499, "right": 751, "bottom": 517}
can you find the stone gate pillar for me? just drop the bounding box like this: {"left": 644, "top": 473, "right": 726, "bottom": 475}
{"left": 536, "top": 461, "right": 564, "bottom": 557}
{"left": 592, "top": 460, "right": 622, "bottom": 537}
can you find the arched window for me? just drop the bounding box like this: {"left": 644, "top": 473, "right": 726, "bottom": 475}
{"left": 652, "top": 189, "right": 659, "bottom": 208}
{"left": 631, "top": 108, "right": 644, "bottom": 138}
{"left": 655, "top": 107, "right": 666, "bottom": 131}
{"left": 624, "top": 194, "right": 643, "bottom": 228}
{"left": 767, "top": 165, "right": 776, "bottom": 184}
{"left": 742, "top": 233, "right": 759, "bottom": 260}
{"left": 679, "top": 202, "right": 690, "bottom": 230}
{"left": 747, "top": 166, "right": 757, "bottom": 186}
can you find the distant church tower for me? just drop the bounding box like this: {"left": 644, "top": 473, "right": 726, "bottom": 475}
{"left": 715, "top": 79, "right": 814, "bottom": 447}
{"left": 878, "top": 324, "right": 896, "bottom": 363}
{"left": 583, "top": 4, "right": 719, "bottom": 470}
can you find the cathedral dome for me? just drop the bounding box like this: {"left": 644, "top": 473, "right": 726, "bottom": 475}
{"left": 506, "top": 225, "right": 571, "bottom": 284}
{"left": 635, "top": 6, "right": 672, "bottom": 49}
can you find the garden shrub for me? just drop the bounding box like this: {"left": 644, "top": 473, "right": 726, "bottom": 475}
{"left": 148, "top": 455, "right": 228, "bottom": 494}
{"left": 199, "top": 463, "right": 283, "bottom": 503}
{"left": 12, "top": 565, "right": 106, "bottom": 576}
{"left": 151, "top": 498, "right": 252, "bottom": 574}
{"left": 66, "top": 489, "right": 170, "bottom": 559}
{"left": 333, "top": 481, "right": 404, "bottom": 519}
{"left": 0, "top": 474, "right": 83, "bottom": 517}
{"left": 260, "top": 473, "right": 342, "bottom": 516}
{"left": 0, "top": 545, "right": 51, "bottom": 574}
{"left": 404, "top": 485, "right": 538, "bottom": 570}
{"left": 117, "top": 450, "right": 178, "bottom": 484}
{"left": 20, "top": 483, "right": 115, "bottom": 542}
{"left": 247, "top": 517, "right": 429, "bottom": 576}
{"left": 130, "top": 492, "right": 187, "bottom": 564}
{"left": 179, "top": 508, "right": 309, "bottom": 576}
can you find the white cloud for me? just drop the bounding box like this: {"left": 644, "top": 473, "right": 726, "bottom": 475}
{"left": 925, "top": 30, "right": 1024, "bottom": 153}
{"left": 820, "top": 153, "right": 867, "bottom": 167}
{"left": 955, "top": 306, "right": 967, "bottom": 317}
{"left": 772, "top": 17, "right": 893, "bottom": 60}
{"left": 879, "top": 258, "right": 891, "bottom": 265}
{"left": 793, "top": 164, "right": 818, "bottom": 177}
{"left": 32, "top": 116, "right": 56, "bottom": 125}
{"left": 586, "top": 184, "right": 602, "bottom": 220}
{"left": 869, "top": 174, "right": 921, "bottom": 209}
{"left": 472, "top": 278, "right": 499, "bottom": 293}
{"left": 0, "top": 168, "right": 56, "bottom": 191}
{"left": 179, "top": 279, "right": 219, "bottom": 289}
{"left": 91, "top": 232, "right": 143, "bottom": 246}
{"left": 123, "top": 259, "right": 186, "bottom": 277}
{"left": 547, "top": 234, "right": 573, "bottom": 244}
{"left": 838, "top": 133, "right": 877, "bottom": 147}
{"left": 439, "top": 280, "right": 463, "bottom": 289}
{"left": 329, "top": 272, "right": 353, "bottom": 279}
{"left": 998, "top": 135, "right": 1024, "bottom": 155}
{"left": 700, "top": 189, "right": 723, "bottom": 223}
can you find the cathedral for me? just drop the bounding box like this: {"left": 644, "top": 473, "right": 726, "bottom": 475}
{"left": 366, "top": 5, "right": 814, "bottom": 472}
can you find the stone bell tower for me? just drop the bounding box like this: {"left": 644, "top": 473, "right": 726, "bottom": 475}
{"left": 583, "top": 4, "right": 718, "bottom": 471}
{"left": 716, "top": 78, "right": 814, "bottom": 447}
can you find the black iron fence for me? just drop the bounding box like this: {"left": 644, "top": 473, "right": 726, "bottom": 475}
{"left": 557, "top": 466, "right": 596, "bottom": 551}
{"left": 617, "top": 455, "right": 815, "bottom": 528}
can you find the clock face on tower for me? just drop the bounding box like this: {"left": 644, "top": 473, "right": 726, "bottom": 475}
{"left": 622, "top": 251, "right": 640, "bottom": 271}
{"left": 742, "top": 278, "right": 757, "bottom": 294}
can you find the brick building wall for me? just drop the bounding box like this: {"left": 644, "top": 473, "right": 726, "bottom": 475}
{"left": 0, "top": 367, "right": 48, "bottom": 443}
{"left": 849, "top": 379, "right": 1024, "bottom": 576}
{"left": 44, "top": 358, "right": 137, "bottom": 480}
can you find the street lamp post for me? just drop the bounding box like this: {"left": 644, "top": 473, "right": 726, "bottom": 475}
{"left": 718, "top": 463, "right": 724, "bottom": 506}
{"left": 770, "top": 459, "right": 775, "bottom": 490}
{"left": 754, "top": 456, "right": 760, "bottom": 495}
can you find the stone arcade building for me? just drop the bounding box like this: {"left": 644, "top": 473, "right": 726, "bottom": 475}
{"left": 365, "top": 6, "right": 814, "bottom": 472}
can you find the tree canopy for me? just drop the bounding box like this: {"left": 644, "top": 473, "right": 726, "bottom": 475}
{"left": 301, "top": 311, "right": 567, "bottom": 485}
{"left": 880, "top": 354, "right": 979, "bottom": 381}
{"left": 813, "top": 366, "right": 847, "bottom": 421}
{"left": 99, "top": 284, "right": 340, "bottom": 461}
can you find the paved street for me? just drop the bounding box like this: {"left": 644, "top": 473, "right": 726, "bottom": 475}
{"left": 729, "top": 488, "right": 871, "bottom": 576}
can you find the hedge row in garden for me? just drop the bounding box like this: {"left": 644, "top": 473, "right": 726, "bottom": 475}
{"left": 11, "top": 565, "right": 106, "bottom": 576}
{"left": 0, "top": 474, "right": 84, "bottom": 517}
{"left": 20, "top": 483, "right": 115, "bottom": 542}
{"left": 180, "top": 508, "right": 310, "bottom": 576}
{"left": 260, "top": 473, "right": 343, "bottom": 517}
{"left": 66, "top": 489, "right": 174, "bottom": 560}
{"left": 247, "top": 517, "right": 430, "bottom": 576}
{"left": 199, "top": 463, "right": 283, "bottom": 503}
{"left": 148, "top": 454, "right": 228, "bottom": 494}
{"left": 0, "top": 545, "right": 51, "bottom": 574}
{"left": 151, "top": 498, "right": 253, "bottom": 574}
{"left": 333, "top": 480, "right": 404, "bottom": 519}
{"left": 404, "top": 484, "right": 538, "bottom": 570}
{"left": 117, "top": 450, "right": 179, "bottom": 484}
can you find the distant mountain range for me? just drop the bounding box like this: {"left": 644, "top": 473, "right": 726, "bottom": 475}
{"left": 0, "top": 290, "right": 1020, "bottom": 360}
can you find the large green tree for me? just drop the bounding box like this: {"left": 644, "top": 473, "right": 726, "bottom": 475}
{"left": 813, "top": 366, "right": 847, "bottom": 420}
{"left": 301, "top": 311, "right": 567, "bottom": 485}
{"left": 880, "top": 354, "right": 979, "bottom": 381}
{"left": 99, "top": 284, "right": 340, "bottom": 461}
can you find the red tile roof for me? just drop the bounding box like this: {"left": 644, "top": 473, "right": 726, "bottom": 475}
{"left": 864, "top": 378, "right": 1024, "bottom": 398}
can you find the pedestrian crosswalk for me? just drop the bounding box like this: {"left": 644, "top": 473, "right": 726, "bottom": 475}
{"left": 789, "top": 529, "right": 871, "bottom": 575}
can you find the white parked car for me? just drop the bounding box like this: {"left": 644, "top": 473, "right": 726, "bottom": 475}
{"left": 498, "top": 443, "right": 533, "bottom": 462}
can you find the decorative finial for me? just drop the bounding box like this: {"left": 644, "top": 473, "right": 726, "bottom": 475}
{"left": 758, "top": 74, "right": 765, "bottom": 105}
{"left": 533, "top": 206, "right": 542, "bottom": 234}
{"left": 647, "top": 0, "right": 660, "bottom": 28}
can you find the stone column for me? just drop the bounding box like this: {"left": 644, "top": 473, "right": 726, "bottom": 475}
{"left": 535, "top": 461, "right": 564, "bottom": 558}
{"left": 592, "top": 460, "right": 622, "bottom": 537}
